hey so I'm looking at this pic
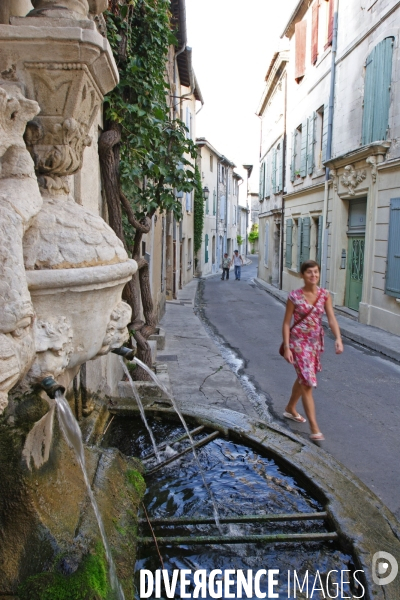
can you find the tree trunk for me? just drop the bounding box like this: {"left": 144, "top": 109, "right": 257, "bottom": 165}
{"left": 99, "top": 126, "right": 156, "bottom": 381}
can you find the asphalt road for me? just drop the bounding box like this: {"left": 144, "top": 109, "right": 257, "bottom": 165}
{"left": 199, "top": 255, "right": 400, "bottom": 520}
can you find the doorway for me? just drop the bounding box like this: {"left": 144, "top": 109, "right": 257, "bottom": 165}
{"left": 345, "top": 199, "right": 366, "bottom": 311}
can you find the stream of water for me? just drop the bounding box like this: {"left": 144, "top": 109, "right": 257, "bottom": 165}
{"left": 55, "top": 390, "right": 125, "bottom": 600}
{"left": 132, "top": 357, "right": 222, "bottom": 531}
{"left": 120, "top": 357, "right": 162, "bottom": 463}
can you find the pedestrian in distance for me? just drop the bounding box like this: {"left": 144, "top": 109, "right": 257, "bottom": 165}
{"left": 281, "top": 260, "right": 344, "bottom": 442}
{"left": 231, "top": 249, "right": 244, "bottom": 280}
{"left": 221, "top": 253, "right": 231, "bottom": 280}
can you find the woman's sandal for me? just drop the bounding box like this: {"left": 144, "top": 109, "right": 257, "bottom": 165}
{"left": 283, "top": 411, "right": 307, "bottom": 423}
{"left": 310, "top": 432, "right": 325, "bottom": 441}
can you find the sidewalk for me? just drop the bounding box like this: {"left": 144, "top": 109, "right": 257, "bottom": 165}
{"left": 254, "top": 277, "right": 400, "bottom": 364}
{"left": 159, "top": 279, "right": 262, "bottom": 419}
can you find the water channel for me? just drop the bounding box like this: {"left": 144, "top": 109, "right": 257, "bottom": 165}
{"left": 102, "top": 416, "right": 363, "bottom": 600}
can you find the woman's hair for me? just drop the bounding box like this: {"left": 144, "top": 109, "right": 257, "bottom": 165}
{"left": 300, "top": 260, "right": 320, "bottom": 274}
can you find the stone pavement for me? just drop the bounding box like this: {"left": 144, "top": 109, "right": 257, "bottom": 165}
{"left": 159, "top": 281, "right": 262, "bottom": 420}
{"left": 254, "top": 277, "right": 400, "bottom": 364}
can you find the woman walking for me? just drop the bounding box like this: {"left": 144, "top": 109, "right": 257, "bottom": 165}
{"left": 281, "top": 260, "right": 343, "bottom": 441}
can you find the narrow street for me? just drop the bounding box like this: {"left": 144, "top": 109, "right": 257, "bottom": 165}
{"left": 199, "top": 255, "right": 400, "bottom": 520}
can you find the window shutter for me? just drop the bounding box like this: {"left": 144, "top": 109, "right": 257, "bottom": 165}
{"left": 278, "top": 143, "right": 283, "bottom": 192}
{"left": 302, "top": 217, "right": 311, "bottom": 262}
{"left": 261, "top": 161, "right": 266, "bottom": 199}
{"left": 317, "top": 215, "right": 323, "bottom": 265}
{"left": 321, "top": 102, "right": 329, "bottom": 163}
{"left": 295, "top": 20, "right": 307, "bottom": 81}
{"left": 362, "top": 37, "right": 394, "bottom": 145}
{"left": 205, "top": 233, "right": 209, "bottom": 263}
{"left": 290, "top": 130, "right": 296, "bottom": 182}
{"left": 311, "top": 1, "right": 319, "bottom": 65}
{"left": 259, "top": 163, "right": 263, "bottom": 200}
{"left": 308, "top": 113, "right": 316, "bottom": 175}
{"left": 297, "top": 218, "right": 303, "bottom": 271}
{"left": 326, "top": 0, "right": 334, "bottom": 49}
{"left": 286, "top": 219, "right": 293, "bottom": 268}
{"left": 206, "top": 192, "right": 209, "bottom": 214}
{"left": 213, "top": 190, "right": 216, "bottom": 215}
{"left": 385, "top": 198, "right": 400, "bottom": 297}
{"left": 271, "top": 148, "right": 277, "bottom": 193}
{"left": 266, "top": 153, "right": 271, "bottom": 197}
{"left": 264, "top": 222, "right": 270, "bottom": 266}
{"left": 300, "top": 119, "right": 308, "bottom": 177}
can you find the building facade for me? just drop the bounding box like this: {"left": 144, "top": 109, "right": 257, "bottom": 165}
{"left": 257, "top": 0, "right": 400, "bottom": 335}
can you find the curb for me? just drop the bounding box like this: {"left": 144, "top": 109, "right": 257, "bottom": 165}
{"left": 253, "top": 277, "right": 400, "bottom": 364}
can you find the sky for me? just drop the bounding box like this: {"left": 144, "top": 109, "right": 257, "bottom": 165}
{"left": 185, "top": 0, "right": 298, "bottom": 193}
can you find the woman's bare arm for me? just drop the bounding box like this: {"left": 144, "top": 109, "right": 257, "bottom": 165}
{"left": 282, "top": 299, "right": 295, "bottom": 363}
{"left": 324, "top": 294, "right": 344, "bottom": 354}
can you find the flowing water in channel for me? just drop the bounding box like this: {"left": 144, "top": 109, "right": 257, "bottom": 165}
{"left": 55, "top": 390, "right": 125, "bottom": 600}
{"left": 132, "top": 357, "right": 222, "bottom": 531}
{"left": 120, "top": 357, "right": 162, "bottom": 462}
{"left": 103, "top": 417, "right": 361, "bottom": 600}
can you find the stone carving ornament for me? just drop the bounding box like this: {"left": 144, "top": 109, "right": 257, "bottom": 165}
{"left": 30, "top": 0, "right": 107, "bottom": 18}
{"left": 340, "top": 164, "right": 367, "bottom": 196}
{"left": 0, "top": 84, "right": 42, "bottom": 412}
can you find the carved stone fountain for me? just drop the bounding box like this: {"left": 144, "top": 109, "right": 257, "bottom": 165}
{"left": 0, "top": 2, "right": 142, "bottom": 596}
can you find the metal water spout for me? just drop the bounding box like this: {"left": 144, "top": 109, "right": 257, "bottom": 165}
{"left": 40, "top": 376, "right": 66, "bottom": 399}
{"left": 111, "top": 346, "right": 136, "bottom": 361}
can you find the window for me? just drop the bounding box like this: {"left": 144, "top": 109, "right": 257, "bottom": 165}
{"left": 210, "top": 155, "right": 213, "bottom": 172}
{"left": 295, "top": 20, "right": 307, "bottom": 82}
{"left": 213, "top": 190, "right": 216, "bottom": 215}
{"left": 313, "top": 215, "right": 323, "bottom": 265}
{"left": 220, "top": 195, "right": 226, "bottom": 221}
{"left": 386, "top": 198, "right": 400, "bottom": 298}
{"left": 290, "top": 126, "right": 302, "bottom": 180}
{"left": 362, "top": 37, "right": 394, "bottom": 145}
{"left": 285, "top": 219, "right": 293, "bottom": 268}
{"left": 187, "top": 238, "right": 192, "bottom": 269}
{"left": 205, "top": 233, "right": 209, "bottom": 264}
{"left": 205, "top": 193, "right": 209, "bottom": 215}
{"left": 186, "top": 191, "right": 192, "bottom": 212}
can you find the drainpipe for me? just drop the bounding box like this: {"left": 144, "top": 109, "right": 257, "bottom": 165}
{"left": 280, "top": 71, "right": 288, "bottom": 290}
{"left": 321, "top": 0, "right": 339, "bottom": 288}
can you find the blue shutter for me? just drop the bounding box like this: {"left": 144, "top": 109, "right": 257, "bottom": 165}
{"left": 272, "top": 148, "right": 277, "bottom": 193}
{"left": 308, "top": 113, "right": 316, "bottom": 175}
{"left": 286, "top": 219, "right": 293, "bottom": 268}
{"left": 302, "top": 216, "right": 311, "bottom": 262}
{"left": 386, "top": 198, "right": 400, "bottom": 297}
{"left": 362, "top": 37, "right": 394, "bottom": 145}
{"left": 300, "top": 119, "right": 308, "bottom": 177}
{"left": 317, "top": 215, "right": 323, "bottom": 265}
{"left": 290, "top": 130, "right": 296, "bottom": 182}
{"left": 264, "top": 221, "right": 269, "bottom": 265}
{"left": 321, "top": 102, "right": 329, "bottom": 164}
{"left": 278, "top": 142, "right": 283, "bottom": 192}
{"left": 297, "top": 218, "right": 303, "bottom": 271}
{"left": 205, "top": 233, "right": 209, "bottom": 263}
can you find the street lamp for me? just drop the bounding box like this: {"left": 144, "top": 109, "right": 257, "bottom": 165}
{"left": 202, "top": 186, "right": 210, "bottom": 200}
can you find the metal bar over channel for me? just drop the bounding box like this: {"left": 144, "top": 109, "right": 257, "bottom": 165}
{"left": 138, "top": 532, "right": 338, "bottom": 546}
{"left": 139, "top": 511, "right": 328, "bottom": 526}
{"left": 142, "top": 426, "right": 205, "bottom": 460}
{"left": 146, "top": 431, "right": 219, "bottom": 475}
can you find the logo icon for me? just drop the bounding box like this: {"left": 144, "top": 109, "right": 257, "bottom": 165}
{"left": 372, "top": 551, "right": 398, "bottom": 586}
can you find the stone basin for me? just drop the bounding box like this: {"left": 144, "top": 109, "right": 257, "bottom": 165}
{"left": 24, "top": 259, "right": 136, "bottom": 385}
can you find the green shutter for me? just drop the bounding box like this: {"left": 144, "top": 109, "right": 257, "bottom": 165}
{"left": 290, "top": 130, "right": 296, "bottom": 182}
{"left": 297, "top": 218, "right": 303, "bottom": 271}
{"left": 321, "top": 102, "right": 329, "bottom": 164}
{"left": 317, "top": 215, "right": 323, "bottom": 265}
{"left": 213, "top": 190, "right": 216, "bottom": 215}
{"left": 272, "top": 148, "right": 277, "bottom": 193}
{"left": 302, "top": 217, "right": 311, "bottom": 262}
{"left": 385, "top": 198, "right": 400, "bottom": 297}
{"left": 300, "top": 119, "right": 308, "bottom": 177}
{"left": 286, "top": 219, "right": 293, "bottom": 268}
{"left": 205, "top": 233, "right": 209, "bottom": 263}
{"left": 362, "top": 37, "right": 394, "bottom": 145}
{"left": 266, "top": 152, "right": 271, "bottom": 197}
{"left": 278, "top": 142, "right": 283, "bottom": 192}
{"left": 308, "top": 113, "right": 316, "bottom": 175}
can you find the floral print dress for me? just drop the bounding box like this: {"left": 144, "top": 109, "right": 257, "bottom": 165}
{"left": 288, "top": 287, "right": 329, "bottom": 387}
